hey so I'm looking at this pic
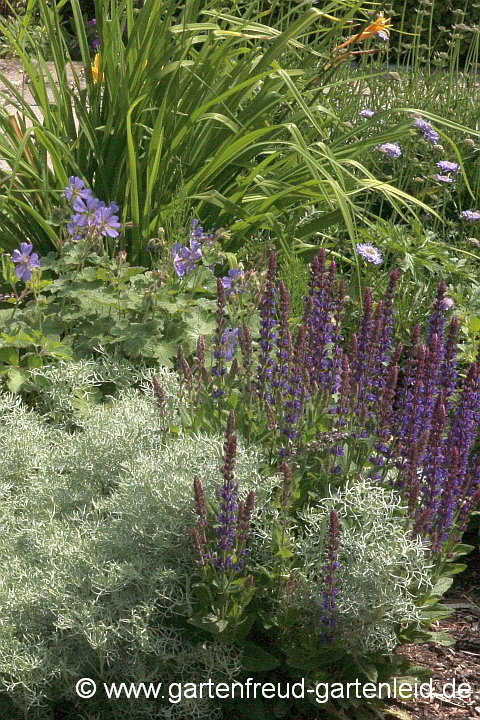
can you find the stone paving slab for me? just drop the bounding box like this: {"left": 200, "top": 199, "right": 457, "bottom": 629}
{"left": 0, "top": 58, "right": 85, "bottom": 173}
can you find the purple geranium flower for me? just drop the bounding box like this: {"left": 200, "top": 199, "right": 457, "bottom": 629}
{"left": 69, "top": 196, "right": 105, "bottom": 237}
{"left": 222, "top": 268, "right": 245, "bottom": 298}
{"left": 190, "top": 218, "right": 214, "bottom": 243}
{"left": 92, "top": 38, "right": 100, "bottom": 50}
{"left": 172, "top": 237, "right": 203, "bottom": 277}
{"left": 87, "top": 18, "right": 96, "bottom": 26}
{"left": 376, "top": 143, "right": 402, "bottom": 158}
{"left": 72, "top": 194, "right": 103, "bottom": 216}
{"left": 11, "top": 242, "right": 41, "bottom": 281}
{"left": 172, "top": 243, "right": 190, "bottom": 277}
{"left": 359, "top": 108, "right": 375, "bottom": 118}
{"left": 64, "top": 176, "right": 92, "bottom": 203}
{"left": 356, "top": 243, "right": 383, "bottom": 265}
{"left": 95, "top": 205, "right": 121, "bottom": 237}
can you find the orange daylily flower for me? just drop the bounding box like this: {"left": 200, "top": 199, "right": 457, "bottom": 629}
{"left": 334, "top": 12, "right": 392, "bottom": 52}
{"left": 322, "top": 47, "right": 384, "bottom": 73}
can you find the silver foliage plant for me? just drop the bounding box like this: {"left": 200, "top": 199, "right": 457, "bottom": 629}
{"left": 0, "top": 363, "right": 256, "bottom": 719}
{"left": 274, "top": 480, "right": 433, "bottom": 654}
{"left": 0, "top": 360, "right": 435, "bottom": 718}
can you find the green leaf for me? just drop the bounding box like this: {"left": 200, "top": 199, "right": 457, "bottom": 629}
{"left": 2, "top": 253, "right": 17, "bottom": 286}
{"left": 241, "top": 642, "right": 281, "bottom": 672}
{"left": 430, "top": 577, "right": 453, "bottom": 596}
{"left": 443, "top": 563, "right": 467, "bottom": 576}
{"left": 449, "top": 544, "right": 474, "bottom": 558}
{"left": 418, "top": 606, "right": 454, "bottom": 621}
{"left": 468, "top": 316, "right": 480, "bottom": 333}
{"left": 25, "top": 354, "right": 44, "bottom": 368}
{"left": 6, "top": 367, "right": 27, "bottom": 393}
{"left": 0, "top": 346, "right": 19, "bottom": 365}
{"left": 426, "top": 631, "right": 455, "bottom": 646}
{"left": 357, "top": 662, "right": 378, "bottom": 684}
{"left": 275, "top": 547, "right": 293, "bottom": 558}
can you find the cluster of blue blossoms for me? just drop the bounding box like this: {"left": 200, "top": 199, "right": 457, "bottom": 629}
{"left": 64, "top": 176, "right": 121, "bottom": 241}
{"left": 413, "top": 117, "right": 440, "bottom": 144}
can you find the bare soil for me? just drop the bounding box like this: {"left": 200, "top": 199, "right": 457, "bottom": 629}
{"left": 388, "top": 548, "right": 480, "bottom": 720}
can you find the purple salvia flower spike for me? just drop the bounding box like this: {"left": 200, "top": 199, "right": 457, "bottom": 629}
{"left": 255, "top": 252, "right": 277, "bottom": 404}
{"left": 321, "top": 509, "right": 341, "bottom": 641}
{"left": 212, "top": 277, "right": 227, "bottom": 396}
{"left": 441, "top": 316, "right": 459, "bottom": 411}
{"left": 417, "top": 391, "right": 447, "bottom": 533}
{"left": 193, "top": 477, "right": 208, "bottom": 527}
{"left": 214, "top": 434, "right": 238, "bottom": 569}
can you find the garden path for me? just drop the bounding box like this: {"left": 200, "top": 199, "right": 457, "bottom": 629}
{"left": 0, "top": 58, "right": 85, "bottom": 174}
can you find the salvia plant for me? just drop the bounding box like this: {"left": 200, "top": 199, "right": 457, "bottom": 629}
{"left": 172, "top": 248, "right": 479, "bottom": 568}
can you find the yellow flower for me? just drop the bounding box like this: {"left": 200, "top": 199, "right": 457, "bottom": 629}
{"left": 91, "top": 53, "right": 102, "bottom": 84}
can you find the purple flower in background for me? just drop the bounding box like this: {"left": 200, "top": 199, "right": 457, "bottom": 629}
{"left": 413, "top": 118, "right": 431, "bottom": 133}
{"left": 356, "top": 243, "right": 383, "bottom": 264}
{"left": 435, "top": 174, "right": 454, "bottom": 184}
{"left": 172, "top": 237, "right": 203, "bottom": 277}
{"left": 95, "top": 205, "right": 121, "bottom": 238}
{"left": 64, "top": 176, "right": 92, "bottom": 203}
{"left": 376, "top": 30, "right": 389, "bottom": 41}
{"left": 461, "top": 210, "right": 480, "bottom": 222}
{"left": 425, "top": 128, "right": 440, "bottom": 143}
{"left": 376, "top": 143, "right": 402, "bottom": 158}
{"left": 359, "top": 108, "right": 375, "bottom": 118}
{"left": 436, "top": 161, "right": 459, "bottom": 173}
{"left": 413, "top": 117, "right": 440, "bottom": 144}
{"left": 87, "top": 18, "right": 96, "bottom": 26}
{"left": 11, "top": 242, "right": 40, "bottom": 281}
{"left": 440, "top": 298, "right": 454, "bottom": 311}
{"left": 214, "top": 431, "right": 238, "bottom": 564}
{"left": 190, "top": 218, "right": 214, "bottom": 243}
{"left": 92, "top": 38, "right": 100, "bottom": 50}
{"left": 222, "top": 268, "right": 245, "bottom": 298}
{"left": 221, "top": 328, "right": 239, "bottom": 361}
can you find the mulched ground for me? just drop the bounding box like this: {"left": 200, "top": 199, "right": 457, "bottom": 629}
{"left": 387, "top": 546, "right": 480, "bottom": 720}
